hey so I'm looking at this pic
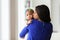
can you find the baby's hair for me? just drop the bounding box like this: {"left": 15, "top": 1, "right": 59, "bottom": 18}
{"left": 25, "top": 9, "right": 34, "bottom": 14}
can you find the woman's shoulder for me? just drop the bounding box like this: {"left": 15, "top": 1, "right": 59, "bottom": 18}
{"left": 30, "top": 19, "right": 42, "bottom": 26}
{"left": 32, "top": 19, "right": 43, "bottom": 24}
{"left": 32, "top": 19, "right": 40, "bottom": 23}
{"left": 31, "top": 19, "right": 38, "bottom": 24}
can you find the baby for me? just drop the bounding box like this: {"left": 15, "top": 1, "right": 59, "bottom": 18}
{"left": 25, "top": 9, "right": 34, "bottom": 25}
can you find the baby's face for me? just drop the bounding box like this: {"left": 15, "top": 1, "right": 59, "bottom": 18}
{"left": 26, "top": 11, "right": 33, "bottom": 21}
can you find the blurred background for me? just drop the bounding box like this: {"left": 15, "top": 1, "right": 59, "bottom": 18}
{"left": 0, "top": 0, "right": 60, "bottom": 40}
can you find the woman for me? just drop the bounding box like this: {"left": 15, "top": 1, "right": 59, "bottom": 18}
{"left": 20, "top": 5, "right": 53, "bottom": 40}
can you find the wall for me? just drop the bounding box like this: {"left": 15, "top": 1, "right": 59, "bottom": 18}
{"left": 0, "top": 0, "right": 1, "bottom": 40}
{"left": 30, "top": 0, "right": 51, "bottom": 11}
{"left": 51, "top": 0, "right": 60, "bottom": 32}
{"left": 18, "top": 0, "right": 26, "bottom": 40}
{"left": 1, "top": 0, "right": 10, "bottom": 40}
{"left": 51, "top": 0, "right": 60, "bottom": 40}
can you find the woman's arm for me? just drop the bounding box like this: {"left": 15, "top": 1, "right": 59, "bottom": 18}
{"left": 20, "top": 27, "right": 28, "bottom": 38}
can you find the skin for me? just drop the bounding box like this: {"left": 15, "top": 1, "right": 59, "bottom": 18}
{"left": 26, "top": 11, "right": 33, "bottom": 25}
{"left": 26, "top": 11, "right": 33, "bottom": 20}
{"left": 33, "top": 10, "right": 39, "bottom": 20}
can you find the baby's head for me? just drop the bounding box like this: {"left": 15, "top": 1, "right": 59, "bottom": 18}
{"left": 25, "top": 9, "right": 34, "bottom": 21}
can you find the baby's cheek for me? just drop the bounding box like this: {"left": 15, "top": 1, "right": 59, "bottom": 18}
{"left": 29, "top": 16, "right": 32, "bottom": 19}
{"left": 30, "top": 15, "right": 33, "bottom": 18}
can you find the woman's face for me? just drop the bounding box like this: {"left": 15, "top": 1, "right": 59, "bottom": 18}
{"left": 33, "top": 10, "right": 39, "bottom": 19}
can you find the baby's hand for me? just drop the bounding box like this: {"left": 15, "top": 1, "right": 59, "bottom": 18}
{"left": 26, "top": 20, "right": 32, "bottom": 25}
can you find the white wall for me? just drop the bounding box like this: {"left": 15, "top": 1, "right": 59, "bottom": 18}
{"left": 1, "top": 0, "right": 10, "bottom": 40}
{"left": 51, "top": 0, "right": 60, "bottom": 40}
{"left": 51, "top": 0, "right": 60, "bottom": 32}
{"left": 0, "top": 0, "right": 1, "bottom": 40}
{"left": 18, "top": 0, "right": 26, "bottom": 40}
{"left": 30, "top": 0, "right": 51, "bottom": 11}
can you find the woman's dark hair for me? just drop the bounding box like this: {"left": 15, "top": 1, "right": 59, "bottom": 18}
{"left": 35, "top": 5, "right": 51, "bottom": 23}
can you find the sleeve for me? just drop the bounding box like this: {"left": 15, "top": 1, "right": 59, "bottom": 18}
{"left": 19, "top": 27, "right": 29, "bottom": 38}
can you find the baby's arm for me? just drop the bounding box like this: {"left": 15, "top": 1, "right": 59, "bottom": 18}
{"left": 20, "top": 27, "right": 28, "bottom": 38}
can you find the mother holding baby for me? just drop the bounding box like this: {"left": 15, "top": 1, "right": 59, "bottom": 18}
{"left": 20, "top": 5, "right": 53, "bottom": 40}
